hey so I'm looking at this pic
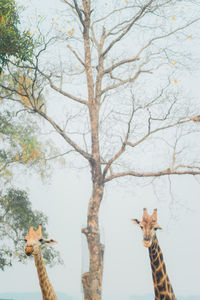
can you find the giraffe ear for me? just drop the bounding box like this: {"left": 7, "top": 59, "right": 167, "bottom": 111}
{"left": 155, "top": 225, "right": 162, "bottom": 231}
{"left": 43, "top": 239, "right": 57, "bottom": 246}
{"left": 131, "top": 218, "right": 140, "bottom": 225}
{"left": 29, "top": 226, "right": 34, "bottom": 234}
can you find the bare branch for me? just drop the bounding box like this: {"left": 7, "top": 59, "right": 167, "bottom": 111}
{"left": 90, "top": 20, "right": 99, "bottom": 48}
{"left": 44, "top": 150, "right": 75, "bottom": 161}
{"left": 102, "top": 0, "right": 154, "bottom": 57}
{"left": 36, "top": 110, "right": 91, "bottom": 161}
{"left": 67, "top": 45, "right": 85, "bottom": 67}
{"left": 126, "top": 118, "right": 193, "bottom": 148}
{"left": 104, "top": 57, "right": 140, "bottom": 75}
{"left": 0, "top": 82, "right": 27, "bottom": 99}
{"left": 104, "top": 168, "right": 200, "bottom": 183}
{"left": 102, "top": 101, "right": 135, "bottom": 178}
{"left": 101, "top": 67, "right": 151, "bottom": 96}
{"left": 190, "top": 115, "right": 200, "bottom": 122}
{"left": 73, "top": 0, "right": 85, "bottom": 31}
{"left": 62, "top": 0, "right": 75, "bottom": 10}
{"left": 175, "top": 165, "right": 200, "bottom": 171}
{"left": 38, "top": 69, "right": 88, "bottom": 105}
{"left": 134, "top": 17, "right": 200, "bottom": 60}
{"left": 91, "top": 4, "right": 140, "bottom": 27}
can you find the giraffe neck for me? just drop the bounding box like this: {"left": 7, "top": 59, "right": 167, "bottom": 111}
{"left": 34, "top": 250, "right": 58, "bottom": 300}
{"left": 148, "top": 236, "right": 176, "bottom": 300}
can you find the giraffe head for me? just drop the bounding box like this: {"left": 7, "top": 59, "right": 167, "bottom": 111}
{"left": 24, "top": 225, "right": 57, "bottom": 256}
{"left": 131, "top": 208, "right": 162, "bottom": 247}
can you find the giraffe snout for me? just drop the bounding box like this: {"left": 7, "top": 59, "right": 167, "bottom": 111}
{"left": 143, "top": 239, "right": 152, "bottom": 247}
{"left": 25, "top": 246, "right": 34, "bottom": 256}
{"left": 143, "top": 235, "right": 152, "bottom": 247}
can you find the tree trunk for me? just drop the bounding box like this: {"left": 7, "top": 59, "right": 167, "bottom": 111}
{"left": 82, "top": 182, "right": 104, "bottom": 300}
{"left": 80, "top": 1, "right": 105, "bottom": 297}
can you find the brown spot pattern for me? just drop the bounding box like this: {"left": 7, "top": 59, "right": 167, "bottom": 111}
{"left": 149, "top": 238, "right": 176, "bottom": 300}
{"left": 34, "top": 252, "right": 58, "bottom": 300}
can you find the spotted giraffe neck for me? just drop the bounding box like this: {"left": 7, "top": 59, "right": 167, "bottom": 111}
{"left": 148, "top": 236, "right": 176, "bottom": 300}
{"left": 34, "top": 250, "right": 58, "bottom": 300}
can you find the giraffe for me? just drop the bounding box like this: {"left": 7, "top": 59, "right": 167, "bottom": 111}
{"left": 24, "top": 225, "right": 58, "bottom": 300}
{"left": 132, "top": 208, "right": 176, "bottom": 300}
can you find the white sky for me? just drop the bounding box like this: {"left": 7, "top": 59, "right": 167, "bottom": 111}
{"left": 0, "top": 1, "right": 200, "bottom": 299}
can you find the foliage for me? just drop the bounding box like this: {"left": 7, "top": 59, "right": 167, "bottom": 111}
{"left": 0, "top": 110, "right": 48, "bottom": 182}
{"left": 0, "top": 2, "right": 61, "bottom": 270}
{"left": 0, "top": 109, "right": 61, "bottom": 269}
{"left": 0, "top": 188, "right": 63, "bottom": 270}
{"left": 0, "top": 0, "right": 34, "bottom": 71}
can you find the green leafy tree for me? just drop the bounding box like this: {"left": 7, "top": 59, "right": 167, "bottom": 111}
{"left": 0, "top": 188, "right": 62, "bottom": 270}
{"left": 0, "top": 110, "right": 62, "bottom": 269}
{"left": 0, "top": 110, "right": 47, "bottom": 182}
{"left": 0, "top": 90, "right": 60, "bottom": 270}
{"left": 0, "top": 0, "right": 33, "bottom": 71}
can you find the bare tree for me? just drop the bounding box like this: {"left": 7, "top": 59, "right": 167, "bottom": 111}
{"left": 1, "top": 0, "right": 200, "bottom": 299}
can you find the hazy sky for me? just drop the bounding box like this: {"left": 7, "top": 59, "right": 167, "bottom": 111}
{"left": 0, "top": 1, "right": 200, "bottom": 300}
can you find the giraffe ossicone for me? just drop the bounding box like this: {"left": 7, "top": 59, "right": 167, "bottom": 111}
{"left": 25, "top": 225, "right": 58, "bottom": 300}
{"left": 132, "top": 208, "right": 176, "bottom": 300}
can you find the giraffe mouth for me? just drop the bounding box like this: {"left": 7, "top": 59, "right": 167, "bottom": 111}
{"left": 25, "top": 246, "right": 34, "bottom": 256}
{"left": 143, "top": 240, "right": 152, "bottom": 247}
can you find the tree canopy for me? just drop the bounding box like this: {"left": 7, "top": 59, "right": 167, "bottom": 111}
{"left": 0, "top": 100, "right": 61, "bottom": 270}
{"left": 0, "top": 0, "right": 62, "bottom": 273}
{"left": 0, "top": 0, "right": 33, "bottom": 71}
{"left": 0, "top": 109, "right": 48, "bottom": 182}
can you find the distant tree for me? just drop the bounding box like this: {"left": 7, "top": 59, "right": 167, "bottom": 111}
{"left": 0, "top": 1, "right": 61, "bottom": 271}
{"left": 0, "top": 0, "right": 33, "bottom": 71}
{"left": 0, "top": 98, "right": 60, "bottom": 270}
{"left": 0, "top": 188, "right": 62, "bottom": 270}
{"left": 0, "top": 109, "right": 48, "bottom": 182}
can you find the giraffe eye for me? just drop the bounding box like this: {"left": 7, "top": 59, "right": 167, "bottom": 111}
{"left": 140, "top": 226, "right": 143, "bottom": 229}
{"left": 24, "top": 239, "right": 27, "bottom": 242}
{"left": 39, "top": 238, "right": 44, "bottom": 243}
